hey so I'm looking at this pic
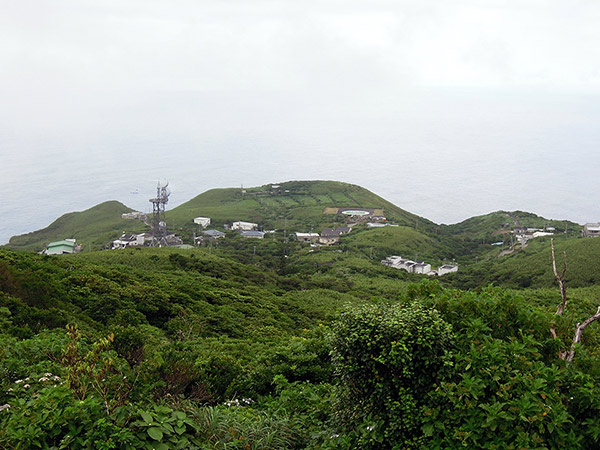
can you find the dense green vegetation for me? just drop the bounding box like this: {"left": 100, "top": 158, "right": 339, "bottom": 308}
{"left": 2, "top": 237, "right": 600, "bottom": 449}
{"left": 3, "top": 180, "right": 600, "bottom": 448}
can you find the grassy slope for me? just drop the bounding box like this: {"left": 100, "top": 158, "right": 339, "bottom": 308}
{"left": 342, "top": 226, "right": 455, "bottom": 265}
{"left": 448, "top": 236, "right": 600, "bottom": 289}
{"left": 4, "top": 201, "right": 143, "bottom": 253}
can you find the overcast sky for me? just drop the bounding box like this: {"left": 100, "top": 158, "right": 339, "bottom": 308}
{"left": 2, "top": 0, "right": 600, "bottom": 241}
{"left": 2, "top": 0, "right": 600, "bottom": 132}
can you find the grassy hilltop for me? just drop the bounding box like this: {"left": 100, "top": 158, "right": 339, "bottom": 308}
{"left": 167, "top": 180, "right": 437, "bottom": 232}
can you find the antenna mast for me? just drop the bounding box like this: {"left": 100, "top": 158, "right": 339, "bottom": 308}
{"left": 149, "top": 181, "right": 170, "bottom": 247}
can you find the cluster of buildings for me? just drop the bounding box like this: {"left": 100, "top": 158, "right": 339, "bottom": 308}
{"left": 111, "top": 232, "right": 183, "bottom": 249}
{"left": 295, "top": 226, "right": 352, "bottom": 245}
{"left": 194, "top": 218, "right": 266, "bottom": 245}
{"left": 381, "top": 256, "right": 458, "bottom": 276}
{"left": 513, "top": 226, "right": 554, "bottom": 245}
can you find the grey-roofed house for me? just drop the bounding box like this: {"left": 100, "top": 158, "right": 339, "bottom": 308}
{"left": 203, "top": 229, "right": 225, "bottom": 238}
{"left": 319, "top": 228, "right": 341, "bottom": 245}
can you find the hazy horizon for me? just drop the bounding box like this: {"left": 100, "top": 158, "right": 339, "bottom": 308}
{"left": 2, "top": 1, "right": 600, "bottom": 243}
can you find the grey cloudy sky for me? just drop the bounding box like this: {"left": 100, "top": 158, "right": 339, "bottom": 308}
{"left": 2, "top": 0, "right": 599, "bottom": 111}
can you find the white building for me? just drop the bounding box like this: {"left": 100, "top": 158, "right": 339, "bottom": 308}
{"left": 413, "top": 262, "right": 432, "bottom": 274}
{"left": 112, "top": 233, "right": 148, "bottom": 249}
{"left": 231, "top": 221, "right": 258, "bottom": 231}
{"left": 121, "top": 211, "right": 146, "bottom": 220}
{"left": 296, "top": 232, "right": 320, "bottom": 243}
{"left": 382, "top": 255, "right": 457, "bottom": 276}
{"left": 437, "top": 264, "right": 459, "bottom": 276}
{"left": 193, "top": 217, "right": 211, "bottom": 228}
{"left": 583, "top": 223, "right": 600, "bottom": 237}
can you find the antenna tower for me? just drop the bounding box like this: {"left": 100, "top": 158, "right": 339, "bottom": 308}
{"left": 149, "top": 181, "right": 170, "bottom": 247}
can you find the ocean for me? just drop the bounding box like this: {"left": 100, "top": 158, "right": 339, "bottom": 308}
{"left": 2, "top": 89, "right": 599, "bottom": 244}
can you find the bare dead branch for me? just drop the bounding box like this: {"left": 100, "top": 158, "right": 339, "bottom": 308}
{"left": 565, "top": 306, "right": 600, "bottom": 364}
{"left": 551, "top": 238, "right": 568, "bottom": 316}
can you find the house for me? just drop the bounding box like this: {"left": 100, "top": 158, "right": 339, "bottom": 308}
{"left": 335, "top": 226, "right": 352, "bottom": 235}
{"left": 121, "top": 211, "right": 146, "bottom": 220}
{"left": 231, "top": 221, "right": 258, "bottom": 231}
{"left": 203, "top": 229, "right": 225, "bottom": 238}
{"left": 195, "top": 229, "right": 225, "bottom": 246}
{"left": 437, "top": 264, "right": 459, "bottom": 276}
{"left": 45, "top": 239, "right": 79, "bottom": 255}
{"left": 583, "top": 223, "right": 600, "bottom": 237}
{"left": 381, "top": 256, "right": 416, "bottom": 272}
{"left": 319, "top": 228, "right": 341, "bottom": 245}
{"left": 240, "top": 230, "right": 265, "bottom": 239}
{"left": 112, "top": 233, "right": 148, "bottom": 249}
{"left": 295, "top": 232, "right": 320, "bottom": 243}
{"left": 413, "top": 261, "right": 432, "bottom": 274}
{"left": 164, "top": 234, "right": 184, "bottom": 246}
{"left": 367, "top": 222, "right": 398, "bottom": 228}
{"left": 193, "top": 217, "right": 211, "bottom": 228}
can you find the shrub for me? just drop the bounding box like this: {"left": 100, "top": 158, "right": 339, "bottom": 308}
{"left": 329, "top": 302, "right": 454, "bottom": 449}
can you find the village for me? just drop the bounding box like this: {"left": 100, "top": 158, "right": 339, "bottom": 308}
{"left": 39, "top": 184, "right": 600, "bottom": 258}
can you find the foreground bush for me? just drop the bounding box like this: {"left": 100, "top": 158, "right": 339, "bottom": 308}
{"left": 330, "top": 302, "right": 454, "bottom": 449}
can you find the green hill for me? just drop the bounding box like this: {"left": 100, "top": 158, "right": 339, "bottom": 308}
{"left": 4, "top": 201, "right": 142, "bottom": 253}
{"left": 167, "top": 180, "right": 439, "bottom": 233}
{"left": 445, "top": 210, "right": 580, "bottom": 242}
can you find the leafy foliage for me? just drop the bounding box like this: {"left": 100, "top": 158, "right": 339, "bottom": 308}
{"left": 330, "top": 302, "right": 454, "bottom": 449}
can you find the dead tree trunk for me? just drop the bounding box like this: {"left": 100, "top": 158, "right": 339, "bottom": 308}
{"left": 550, "top": 239, "right": 567, "bottom": 339}
{"left": 565, "top": 306, "right": 600, "bottom": 363}
{"left": 550, "top": 238, "right": 600, "bottom": 365}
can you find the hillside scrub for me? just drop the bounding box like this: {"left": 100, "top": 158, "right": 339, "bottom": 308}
{"left": 2, "top": 246, "right": 600, "bottom": 448}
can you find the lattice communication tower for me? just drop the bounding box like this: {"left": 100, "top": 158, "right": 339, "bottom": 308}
{"left": 149, "top": 181, "right": 170, "bottom": 247}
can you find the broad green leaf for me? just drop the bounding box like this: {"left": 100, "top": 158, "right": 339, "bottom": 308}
{"left": 147, "top": 427, "right": 163, "bottom": 441}
{"left": 173, "top": 411, "right": 186, "bottom": 420}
